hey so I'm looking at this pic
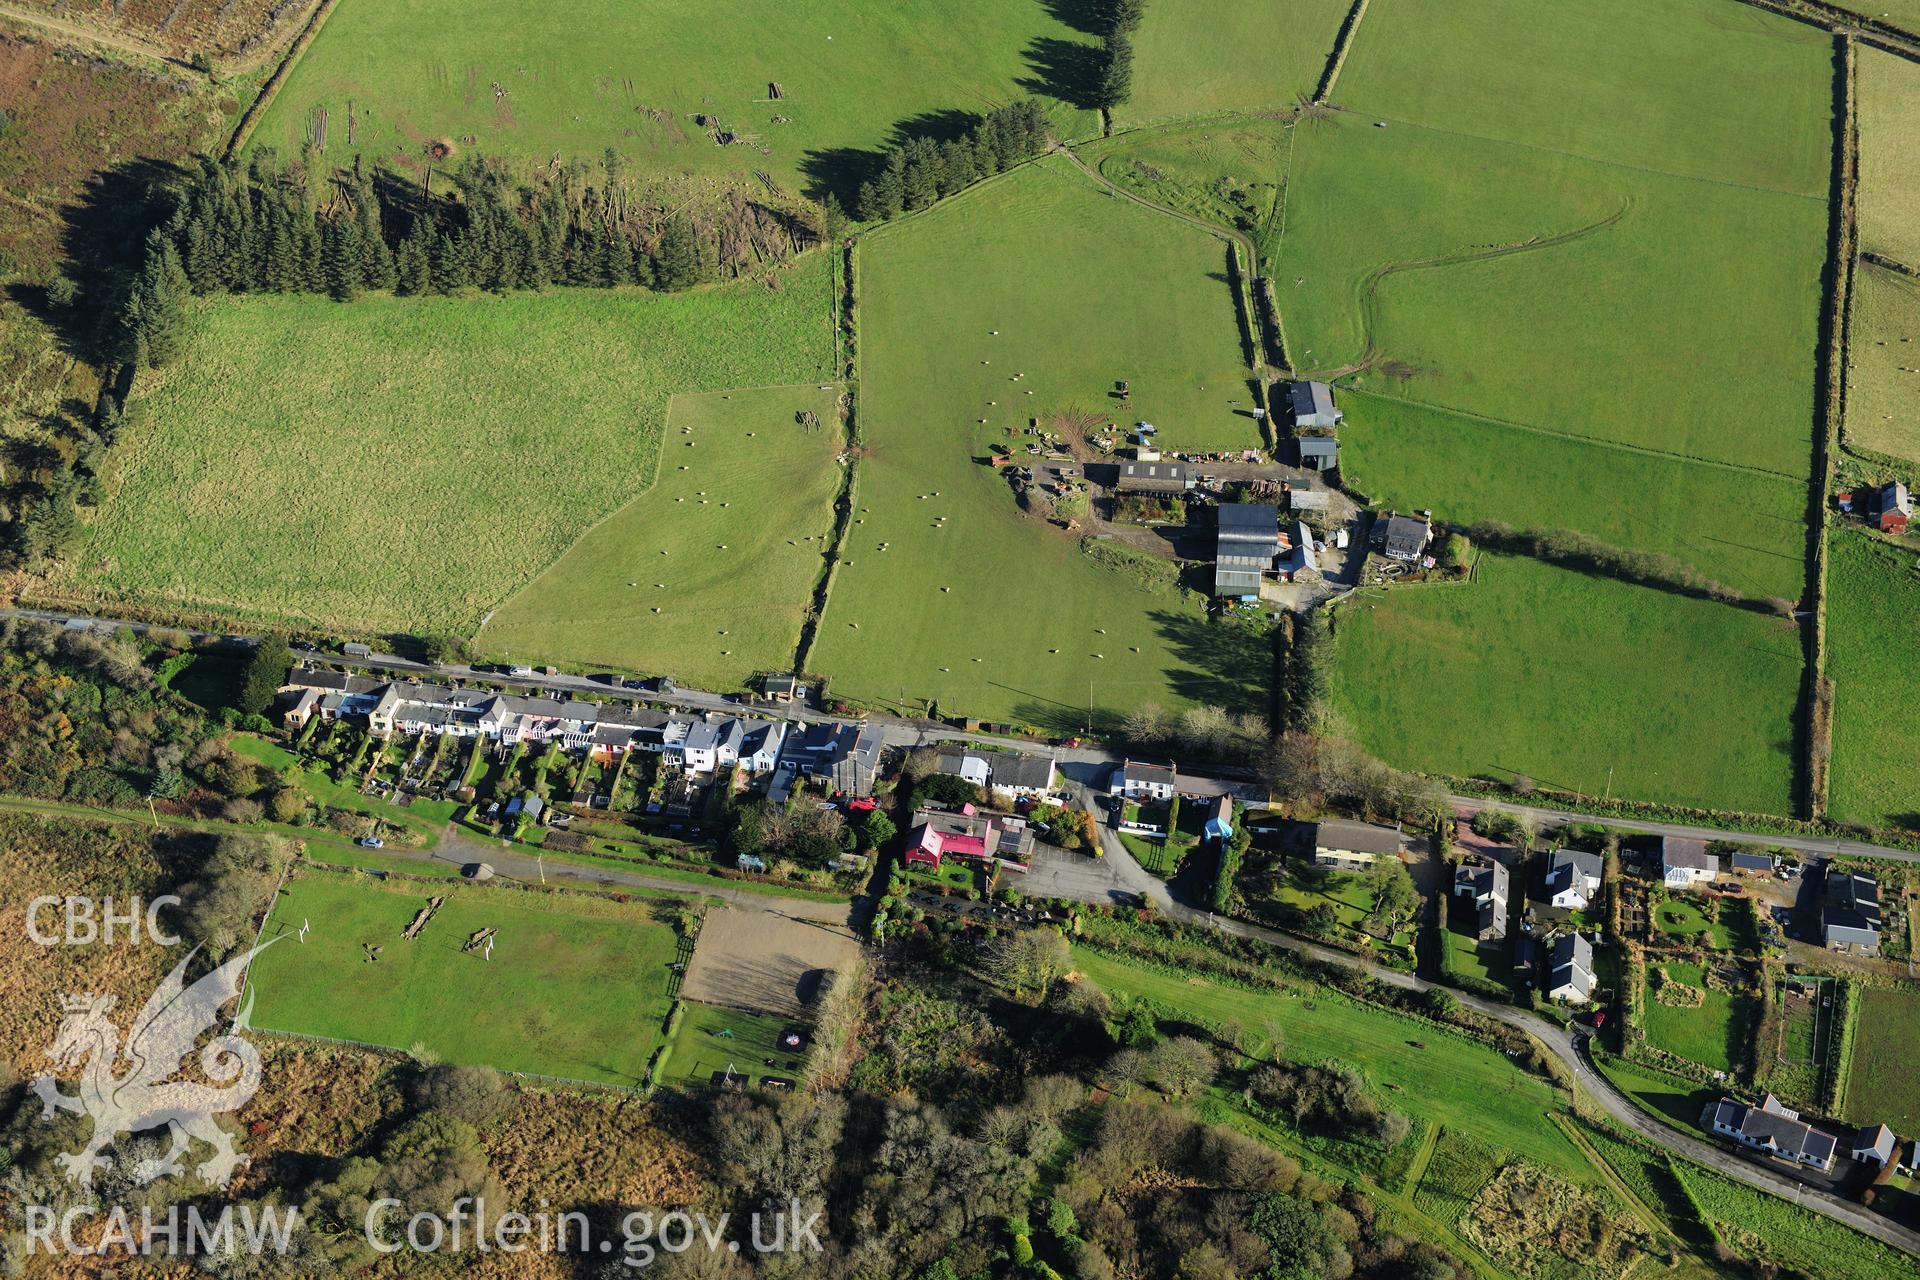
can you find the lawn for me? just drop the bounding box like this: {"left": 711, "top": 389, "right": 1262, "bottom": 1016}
{"left": 1328, "top": 554, "right": 1802, "bottom": 813}
{"left": 475, "top": 383, "right": 846, "bottom": 689}
{"left": 247, "top": 868, "right": 684, "bottom": 1086}
{"left": 1334, "top": 0, "right": 1834, "bottom": 195}
{"left": 1843, "top": 984, "right": 1920, "bottom": 1134}
{"left": 1071, "top": 945, "right": 1594, "bottom": 1179}
{"left": 246, "top": 0, "right": 1101, "bottom": 194}
{"left": 811, "top": 157, "right": 1271, "bottom": 728}
{"left": 1642, "top": 961, "right": 1756, "bottom": 1074}
{"left": 1651, "top": 898, "right": 1730, "bottom": 949}
{"left": 1857, "top": 47, "right": 1920, "bottom": 269}
{"left": 659, "top": 1001, "right": 803, "bottom": 1088}
{"left": 1115, "top": 0, "right": 1352, "bottom": 126}
{"left": 46, "top": 259, "right": 835, "bottom": 638}
{"left": 1276, "top": 112, "right": 1827, "bottom": 477}
{"left": 1825, "top": 529, "right": 1920, "bottom": 828}
{"left": 1443, "top": 920, "right": 1505, "bottom": 988}
{"left": 1338, "top": 391, "right": 1809, "bottom": 601}
{"left": 1843, "top": 264, "right": 1920, "bottom": 466}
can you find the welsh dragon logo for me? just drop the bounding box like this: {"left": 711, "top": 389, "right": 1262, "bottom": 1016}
{"left": 30, "top": 942, "right": 273, "bottom": 1192}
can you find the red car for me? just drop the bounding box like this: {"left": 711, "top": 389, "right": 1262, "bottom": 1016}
{"left": 846, "top": 797, "right": 877, "bottom": 813}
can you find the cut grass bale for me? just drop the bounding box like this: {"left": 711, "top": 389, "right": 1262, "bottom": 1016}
{"left": 1328, "top": 553, "right": 1800, "bottom": 814}
{"left": 1841, "top": 984, "right": 1920, "bottom": 1134}
{"left": 812, "top": 157, "right": 1269, "bottom": 727}
{"left": 1115, "top": 0, "right": 1353, "bottom": 126}
{"left": 477, "top": 384, "right": 846, "bottom": 689}
{"left": 1843, "top": 264, "right": 1920, "bottom": 466}
{"left": 1276, "top": 112, "right": 1827, "bottom": 476}
{"left": 1825, "top": 528, "right": 1920, "bottom": 829}
{"left": 1338, "top": 390, "right": 1808, "bottom": 602}
{"left": 1333, "top": 0, "right": 1833, "bottom": 196}
{"left": 247, "top": 0, "right": 1101, "bottom": 192}
{"left": 46, "top": 261, "right": 834, "bottom": 637}
{"left": 246, "top": 868, "right": 685, "bottom": 1085}
{"left": 1857, "top": 46, "right": 1920, "bottom": 268}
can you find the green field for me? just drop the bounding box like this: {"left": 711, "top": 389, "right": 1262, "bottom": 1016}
{"left": 476, "top": 384, "right": 845, "bottom": 688}
{"left": 1072, "top": 945, "right": 1593, "bottom": 1179}
{"left": 811, "top": 158, "right": 1269, "bottom": 727}
{"left": 1843, "top": 984, "right": 1920, "bottom": 1133}
{"left": 1825, "top": 529, "right": 1920, "bottom": 827}
{"left": 247, "top": 869, "right": 684, "bottom": 1085}
{"left": 51, "top": 261, "right": 834, "bottom": 636}
{"left": 1329, "top": 554, "right": 1801, "bottom": 812}
{"left": 1335, "top": 0, "right": 1833, "bottom": 195}
{"left": 1338, "top": 391, "right": 1809, "bottom": 601}
{"left": 1594, "top": 1054, "right": 1717, "bottom": 1136}
{"left": 1857, "top": 47, "right": 1920, "bottom": 268}
{"left": 660, "top": 1001, "right": 802, "bottom": 1087}
{"left": 1643, "top": 961, "right": 1755, "bottom": 1074}
{"left": 1276, "top": 112, "right": 1827, "bottom": 477}
{"left": 247, "top": 0, "right": 1100, "bottom": 193}
{"left": 1844, "top": 264, "right": 1920, "bottom": 465}
{"left": 1116, "top": 0, "right": 1350, "bottom": 125}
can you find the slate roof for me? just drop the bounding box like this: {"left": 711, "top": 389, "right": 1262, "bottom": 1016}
{"left": 992, "top": 752, "right": 1056, "bottom": 791}
{"left": 1383, "top": 514, "right": 1429, "bottom": 559}
{"left": 1549, "top": 932, "right": 1595, "bottom": 998}
{"left": 1662, "top": 837, "right": 1718, "bottom": 874}
{"left": 1545, "top": 848, "right": 1604, "bottom": 896}
{"left": 1315, "top": 819, "right": 1403, "bottom": 856}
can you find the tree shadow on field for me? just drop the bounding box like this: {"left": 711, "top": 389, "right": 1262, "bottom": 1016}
{"left": 798, "top": 107, "right": 987, "bottom": 207}
{"left": 30, "top": 156, "right": 194, "bottom": 364}
{"left": 1147, "top": 609, "right": 1275, "bottom": 719}
{"left": 1017, "top": 36, "right": 1108, "bottom": 111}
{"left": 1037, "top": 0, "right": 1111, "bottom": 36}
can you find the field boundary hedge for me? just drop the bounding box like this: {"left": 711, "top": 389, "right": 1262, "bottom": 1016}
{"left": 223, "top": 0, "right": 340, "bottom": 159}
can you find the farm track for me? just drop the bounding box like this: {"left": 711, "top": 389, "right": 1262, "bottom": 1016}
{"left": 0, "top": 1, "right": 204, "bottom": 74}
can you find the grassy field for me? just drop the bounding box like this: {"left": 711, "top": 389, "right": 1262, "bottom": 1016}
{"left": 1116, "top": 0, "right": 1350, "bottom": 125}
{"left": 1671, "top": 1159, "right": 1915, "bottom": 1280}
{"left": 1643, "top": 961, "right": 1755, "bottom": 1074}
{"left": 1843, "top": 984, "right": 1920, "bottom": 1133}
{"left": 1328, "top": 554, "right": 1801, "bottom": 812}
{"left": 1844, "top": 264, "right": 1920, "bottom": 465}
{"left": 1857, "top": 47, "right": 1920, "bottom": 269}
{"left": 246, "top": 0, "right": 1101, "bottom": 193}
{"left": 1825, "top": 529, "right": 1920, "bottom": 827}
{"left": 1411, "top": 1128, "right": 1504, "bottom": 1225}
{"left": 1071, "top": 945, "right": 1594, "bottom": 1179}
{"left": 660, "top": 1001, "right": 802, "bottom": 1087}
{"left": 1334, "top": 0, "right": 1833, "bottom": 195}
{"left": 47, "top": 260, "right": 835, "bottom": 637}
{"left": 476, "top": 384, "right": 845, "bottom": 688}
{"left": 247, "top": 868, "right": 684, "bottom": 1085}
{"left": 1338, "top": 391, "right": 1809, "bottom": 601}
{"left": 1089, "top": 118, "right": 1293, "bottom": 267}
{"left": 811, "top": 158, "right": 1269, "bottom": 727}
{"left": 1276, "top": 113, "right": 1827, "bottom": 476}
{"left": 1594, "top": 1054, "right": 1717, "bottom": 1135}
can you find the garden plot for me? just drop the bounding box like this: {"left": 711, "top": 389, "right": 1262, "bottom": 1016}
{"left": 678, "top": 906, "right": 859, "bottom": 1018}
{"left": 1642, "top": 960, "right": 1759, "bottom": 1075}
{"left": 1843, "top": 983, "right": 1920, "bottom": 1134}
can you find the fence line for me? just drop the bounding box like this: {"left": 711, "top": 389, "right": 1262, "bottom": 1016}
{"left": 251, "top": 1025, "right": 650, "bottom": 1095}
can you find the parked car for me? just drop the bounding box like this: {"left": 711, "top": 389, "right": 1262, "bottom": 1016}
{"left": 356, "top": 836, "right": 385, "bottom": 849}
{"left": 622, "top": 678, "right": 647, "bottom": 690}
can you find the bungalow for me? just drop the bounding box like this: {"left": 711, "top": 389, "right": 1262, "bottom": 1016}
{"left": 1287, "top": 380, "right": 1344, "bottom": 430}
{"left": 1454, "top": 857, "right": 1509, "bottom": 940}
{"left": 1312, "top": 818, "right": 1402, "bottom": 870}
{"left": 989, "top": 752, "right": 1057, "bottom": 802}
{"left": 1113, "top": 460, "right": 1191, "bottom": 496}
{"left": 1877, "top": 480, "right": 1912, "bottom": 534}
{"left": 1546, "top": 932, "right": 1595, "bottom": 1003}
{"left": 1545, "top": 848, "right": 1604, "bottom": 911}
{"left": 1661, "top": 837, "right": 1719, "bottom": 888}
{"left": 1382, "top": 514, "right": 1431, "bottom": 563}
{"left": 1296, "top": 436, "right": 1338, "bottom": 472}
{"left": 1822, "top": 870, "right": 1882, "bottom": 953}
{"left": 1708, "top": 1094, "right": 1838, "bottom": 1171}
{"left": 1110, "top": 759, "right": 1177, "bottom": 803}
{"left": 1854, "top": 1123, "right": 1899, "bottom": 1168}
